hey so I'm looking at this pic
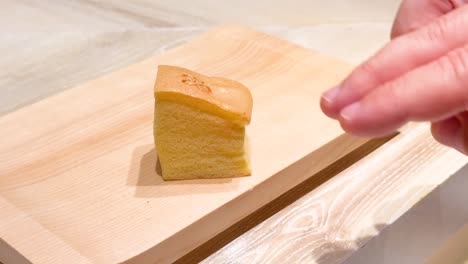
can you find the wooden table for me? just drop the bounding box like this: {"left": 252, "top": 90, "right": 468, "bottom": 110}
{"left": 2, "top": 1, "right": 467, "bottom": 263}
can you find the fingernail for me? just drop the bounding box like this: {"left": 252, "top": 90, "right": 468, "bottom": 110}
{"left": 340, "top": 102, "right": 363, "bottom": 121}
{"left": 322, "top": 86, "right": 341, "bottom": 104}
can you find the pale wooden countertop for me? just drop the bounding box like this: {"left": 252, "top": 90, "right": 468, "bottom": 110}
{"left": 2, "top": 1, "right": 467, "bottom": 263}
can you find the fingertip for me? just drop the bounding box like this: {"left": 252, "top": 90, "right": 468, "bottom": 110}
{"left": 338, "top": 101, "right": 405, "bottom": 138}
{"left": 320, "top": 96, "right": 339, "bottom": 119}
{"left": 340, "top": 102, "right": 362, "bottom": 122}
{"left": 338, "top": 102, "right": 376, "bottom": 137}
{"left": 431, "top": 117, "right": 459, "bottom": 144}
{"left": 338, "top": 117, "right": 398, "bottom": 138}
{"left": 320, "top": 86, "right": 342, "bottom": 119}
{"left": 431, "top": 122, "right": 441, "bottom": 139}
{"left": 322, "top": 85, "right": 341, "bottom": 103}
{"left": 431, "top": 117, "right": 466, "bottom": 154}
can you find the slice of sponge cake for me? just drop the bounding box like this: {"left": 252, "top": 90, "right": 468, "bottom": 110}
{"left": 154, "top": 65, "right": 253, "bottom": 180}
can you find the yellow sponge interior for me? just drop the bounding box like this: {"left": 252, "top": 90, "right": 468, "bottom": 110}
{"left": 154, "top": 97, "right": 250, "bottom": 180}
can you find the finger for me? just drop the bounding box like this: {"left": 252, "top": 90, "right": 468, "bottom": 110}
{"left": 391, "top": 0, "right": 454, "bottom": 38}
{"left": 452, "top": 0, "right": 468, "bottom": 8}
{"left": 431, "top": 117, "right": 463, "bottom": 152}
{"left": 456, "top": 111, "right": 468, "bottom": 153}
{"left": 432, "top": 112, "right": 468, "bottom": 154}
{"left": 338, "top": 44, "right": 468, "bottom": 137}
{"left": 321, "top": 5, "right": 468, "bottom": 119}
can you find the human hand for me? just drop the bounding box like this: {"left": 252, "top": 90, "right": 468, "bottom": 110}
{"left": 320, "top": 0, "right": 468, "bottom": 154}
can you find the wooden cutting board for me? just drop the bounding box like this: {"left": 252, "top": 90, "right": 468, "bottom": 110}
{"left": 426, "top": 224, "right": 468, "bottom": 264}
{"left": 0, "top": 24, "right": 372, "bottom": 264}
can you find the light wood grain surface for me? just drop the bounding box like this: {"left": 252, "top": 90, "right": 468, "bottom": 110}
{"left": 203, "top": 124, "right": 467, "bottom": 263}
{"left": 2, "top": 1, "right": 468, "bottom": 264}
{"left": 1, "top": 0, "right": 396, "bottom": 115}
{"left": 0, "top": 24, "right": 378, "bottom": 263}
{"left": 343, "top": 163, "right": 468, "bottom": 264}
